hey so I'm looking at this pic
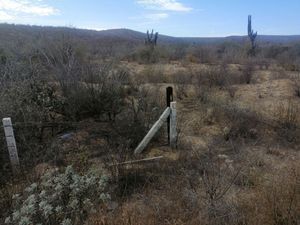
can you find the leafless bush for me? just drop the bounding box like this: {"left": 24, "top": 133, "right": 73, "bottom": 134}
{"left": 186, "top": 45, "right": 216, "bottom": 64}
{"left": 37, "top": 35, "right": 128, "bottom": 121}
{"left": 195, "top": 63, "right": 243, "bottom": 90}
{"left": 242, "top": 61, "right": 254, "bottom": 84}
{"left": 258, "top": 59, "right": 270, "bottom": 70}
{"left": 114, "top": 86, "right": 164, "bottom": 148}
{"left": 169, "top": 44, "right": 188, "bottom": 61}
{"left": 134, "top": 46, "right": 169, "bottom": 64}
{"left": 208, "top": 65, "right": 228, "bottom": 87}
{"left": 274, "top": 100, "right": 300, "bottom": 142}
{"left": 56, "top": 62, "right": 128, "bottom": 121}
{"left": 0, "top": 52, "right": 63, "bottom": 166}
{"left": 192, "top": 65, "right": 227, "bottom": 89}
{"left": 187, "top": 142, "right": 241, "bottom": 225}
{"left": 263, "top": 168, "right": 299, "bottom": 225}
{"left": 236, "top": 165, "right": 300, "bottom": 225}
{"left": 226, "top": 85, "right": 238, "bottom": 98}
{"left": 138, "top": 65, "right": 167, "bottom": 84}
{"left": 294, "top": 74, "right": 300, "bottom": 97}
{"left": 220, "top": 103, "right": 259, "bottom": 140}
{"left": 196, "top": 86, "right": 211, "bottom": 103}
{"left": 272, "top": 68, "right": 288, "bottom": 80}
{"left": 173, "top": 71, "right": 193, "bottom": 99}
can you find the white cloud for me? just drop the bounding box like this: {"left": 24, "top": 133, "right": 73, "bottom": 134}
{"left": 83, "top": 26, "right": 107, "bottom": 31}
{"left": 0, "top": 10, "right": 13, "bottom": 20}
{"left": 0, "top": 0, "right": 58, "bottom": 20}
{"left": 144, "top": 13, "right": 168, "bottom": 21}
{"left": 136, "top": 0, "right": 192, "bottom": 12}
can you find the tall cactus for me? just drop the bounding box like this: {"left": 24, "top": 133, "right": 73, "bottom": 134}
{"left": 248, "top": 15, "right": 257, "bottom": 56}
{"left": 145, "top": 29, "right": 158, "bottom": 46}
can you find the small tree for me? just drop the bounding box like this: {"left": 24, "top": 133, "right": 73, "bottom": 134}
{"left": 248, "top": 15, "right": 258, "bottom": 56}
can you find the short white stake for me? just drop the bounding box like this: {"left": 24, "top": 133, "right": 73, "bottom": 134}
{"left": 2, "top": 118, "right": 20, "bottom": 174}
{"left": 170, "top": 102, "right": 177, "bottom": 149}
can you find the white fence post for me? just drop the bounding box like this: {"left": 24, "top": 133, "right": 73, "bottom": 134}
{"left": 2, "top": 118, "right": 20, "bottom": 174}
{"left": 170, "top": 102, "right": 177, "bottom": 149}
{"left": 134, "top": 107, "right": 171, "bottom": 154}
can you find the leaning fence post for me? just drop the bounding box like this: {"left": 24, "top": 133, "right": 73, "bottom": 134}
{"left": 2, "top": 118, "right": 20, "bottom": 174}
{"left": 134, "top": 107, "right": 171, "bottom": 154}
{"left": 170, "top": 102, "right": 177, "bottom": 149}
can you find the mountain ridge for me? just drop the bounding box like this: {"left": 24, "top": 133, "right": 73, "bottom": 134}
{"left": 1, "top": 23, "right": 300, "bottom": 45}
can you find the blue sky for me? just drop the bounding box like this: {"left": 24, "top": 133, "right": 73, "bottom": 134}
{"left": 0, "top": 0, "right": 300, "bottom": 37}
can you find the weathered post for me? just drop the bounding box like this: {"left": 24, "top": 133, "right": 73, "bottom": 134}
{"left": 170, "top": 102, "right": 177, "bottom": 149}
{"left": 134, "top": 107, "right": 171, "bottom": 154}
{"left": 2, "top": 118, "right": 20, "bottom": 174}
{"left": 166, "top": 87, "right": 173, "bottom": 144}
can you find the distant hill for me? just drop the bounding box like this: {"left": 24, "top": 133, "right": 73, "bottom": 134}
{"left": 1, "top": 23, "right": 300, "bottom": 47}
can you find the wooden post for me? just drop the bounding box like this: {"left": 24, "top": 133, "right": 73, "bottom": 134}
{"left": 134, "top": 107, "right": 170, "bottom": 154}
{"left": 2, "top": 118, "right": 20, "bottom": 174}
{"left": 166, "top": 87, "right": 173, "bottom": 144}
{"left": 170, "top": 102, "right": 177, "bottom": 149}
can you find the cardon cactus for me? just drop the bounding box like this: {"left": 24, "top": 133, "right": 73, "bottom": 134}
{"left": 248, "top": 15, "right": 258, "bottom": 56}
{"left": 145, "top": 29, "right": 158, "bottom": 46}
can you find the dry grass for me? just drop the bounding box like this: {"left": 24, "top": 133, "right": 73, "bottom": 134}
{"left": 2, "top": 60, "right": 300, "bottom": 225}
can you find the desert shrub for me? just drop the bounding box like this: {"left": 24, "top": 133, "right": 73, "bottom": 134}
{"left": 274, "top": 45, "right": 300, "bottom": 71}
{"left": 184, "top": 142, "right": 241, "bottom": 224}
{"left": 186, "top": 45, "right": 216, "bottom": 64}
{"left": 197, "top": 63, "right": 242, "bottom": 89}
{"left": 133, "top": 45, "right": 169, "bottom": 64}
{"left": 226, "top": 85, "right": 238, "bottom": 99}
{"left": 168, "top": 44, "right": 188, "bottom": 61}
{"left": 57, "top": 62, "right": 128, "bottom": 121}
{"left": 262, "top": 168, "right": 299, "bottom": 225}
{"left": 173, "top": 71, "right": 193, "bottom": 99}
{"left": 0, "top": 55, "right": 64, "bottom": 172}
{"left": 294, "top": 74, "right": 300, "bottom": 97}
{"left": 115, "top": 86, "right": 164, "bottom": 148}
{"left": 236, "top": 165, "right": 300, "bottom": 225}
{"left": 264, "top": 45, "right": 289, "bottom": 59}
{"left": 206, "top": 66, "right": 227, "bottom": 88}
{"left": 257, "top": 58, "right": 270, "bottom": 70}
{"left": 5, "top": 166, "right": 110, "bottom": 225}
{"left": 241, "top": 61, "right": 254, "bottom": 84}
{"left": 216, "top": 102, "right": 260, "bottom": 140}
{"left": 138, "top": 65, "right": 167, "bottom": 83}
{"left": 137, "top": 46, "right": 157, "bottom": 64}
{"left": 35, "top": 35, "right": 129, "bottom": 121}
{"left": 220, "top": 45, "right": 247, "bottom": 64}
{"left": 274, "top": 101, "right": 300, "bottom": 143}
{"left": 272, "top": 68, "right": 287, "bottom": 80}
